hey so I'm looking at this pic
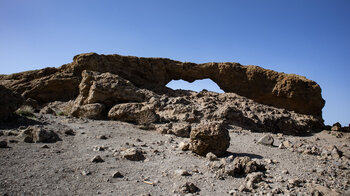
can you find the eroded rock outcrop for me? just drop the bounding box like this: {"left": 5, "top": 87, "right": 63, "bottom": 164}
{"left": 0, "top": 53, "right": 325, "bottom": 116}
{"left": 0, "top": 85, "right": 24, "bottom": 121}
{"left": 65, "top": 70, "right": 323, "bottom": 135}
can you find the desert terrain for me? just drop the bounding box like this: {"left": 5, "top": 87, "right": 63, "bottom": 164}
{"left": 0, "top": 53, "right": 349, "bottom": 195}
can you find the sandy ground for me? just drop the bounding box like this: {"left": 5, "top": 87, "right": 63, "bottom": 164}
{"left": 0, "top": 114, "right": 349, "bottom": 196}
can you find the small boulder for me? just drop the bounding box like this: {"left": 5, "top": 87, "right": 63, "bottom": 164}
{"left": 18, "top": 126, "right": 60, "bottom": 143}
{"left": 174, "top": 169, "right": 191, "bottom": 177}
{"left": 178, "top": 141, "right": 190, "bottom": 151}
{"left": 206, "top": 152, "right": 218, "bottom": 161}
{"left": 0, "top": 140, "right": 8, "bottom": 148}
{"left": 257, "top": 135, "right": 274, "bottom": 146}
{"left": 331, "top": 122, "right": 342, "bottom": 132}
{"left": 190, "top": 121, "right": 230, "bottom": 156}
{"left": 178, "top": 182, "right": 200, "bottom": 194}
{"left": 64, "top": 129, "right": 75, "bottom": 136}
{"left": 112, "top": 171, "right": 124, "bottom": 178}
{"left": 120, "top": 148, "right": 145, "bottom": 161}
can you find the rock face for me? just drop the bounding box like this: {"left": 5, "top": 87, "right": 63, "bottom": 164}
{"left": 0, "top": 53, "right": 325, "bottom": 116}
{"left": 190, "top": 121, "right": 230, "bottom": 156}
{"left": 0, "top": 85, "right": 24, "bottom": 121}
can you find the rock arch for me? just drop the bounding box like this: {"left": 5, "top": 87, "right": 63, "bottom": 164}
{"left": 0, "top": 53, "right": 325, "bottom": 117}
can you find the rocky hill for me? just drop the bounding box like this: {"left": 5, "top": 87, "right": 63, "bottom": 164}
{"left": 1, "top": 53, "right": 349, "bottom": 195}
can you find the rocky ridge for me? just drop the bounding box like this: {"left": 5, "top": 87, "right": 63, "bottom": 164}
{"left": 0, "top": 53, "right": 325, "bottom": 116}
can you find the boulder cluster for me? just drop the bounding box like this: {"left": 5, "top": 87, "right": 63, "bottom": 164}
{"left": 0, "top": 53, "right": 328, "bottom": 156}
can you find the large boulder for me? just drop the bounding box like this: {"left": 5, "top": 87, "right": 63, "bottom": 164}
{"left": 0, "top": 85, "right": 24, "bottom": 121}
{"left": 71, "top": 103, "right": 106, "bottom": 119}
{"left": 1, "top": 53, "right": 325, "bottom": 117}
{"left": 71, "top": 70, "right": 153, "bottom": 118}
{"left": 190, "top": 121, "right": 230, "bottom": 156}
{"left": 108, "top": 103, "right": 158, "bottom": 125}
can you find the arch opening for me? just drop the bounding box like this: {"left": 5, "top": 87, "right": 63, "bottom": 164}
{"left": 166, "top": 79, "right": 224, "bottom": 93}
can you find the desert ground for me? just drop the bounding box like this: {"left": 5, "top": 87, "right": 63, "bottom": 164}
{"left": 1, "top": 112, "right": 349, "bottom": 196}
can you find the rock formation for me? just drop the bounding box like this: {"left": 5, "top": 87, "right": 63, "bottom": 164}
{"left": 0, "top": 85, "right": 24, "bottom": 121}
{"left": 0, "top": 52, "right": 324, "bottom": 116}
{"left": 0, "top": 53, "right": 325, "bottom": 135}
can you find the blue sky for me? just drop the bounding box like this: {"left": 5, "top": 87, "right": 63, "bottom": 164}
{"left": 0, "top": 0, "right": 349, "bottom": 126}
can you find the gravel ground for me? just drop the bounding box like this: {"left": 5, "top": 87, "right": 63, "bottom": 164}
{"left": 0, "top": 114, "right": 349, "bottom": 196}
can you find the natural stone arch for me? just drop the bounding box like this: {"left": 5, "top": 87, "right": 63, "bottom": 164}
{"left": 0, "top": 53, "right": 325, "bottom": 117}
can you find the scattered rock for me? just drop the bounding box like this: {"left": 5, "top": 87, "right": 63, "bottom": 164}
{"left": 174, "top": 169, "right": 191, "bottom": 177}
{"left": 120, "top": 148, "right": 145, "bottom": 161}
{"left": 82, "top": 170, "right": 91, "bottom": 176}
{"left": 278, "top": 143, "right": 286, "bottom": 149}
{"left": 0, "top": 140, "right": 8, "bottom": 148}
{"left": 18, "top": 126, "right": 60, "bottom": 143}
{"left": 97, "top": 135, "right": 108, "bottom": 140}
{"left": 225, "top": 156, "right": 264, "bottom": 177}
{"left": 91, "top": 155, "right": 104, "bottom": 163}
{"left": 64, "top": 129, "right": 75, "bottom": 136}
{"left": 331, "top": 122, "right": 342, "bottom": 132}
{"left": 178, "top": 141, "right": 190, "bottom": 151}
{"left": 206, "top": 152, "right": 218, "bottom": 161}
{"left": 288, "top": 178, "right": 303, "bottom": 187}
{"left": 190, "top": 121, "right": 230, "bottom": 156}
{"left": 307, "top": 183, "right": 340, "bottom": 196}
{"left": 282, "top": 140, "right": 293, "bottom": 148}
{"left": 257, "top": 135, "right": 274, "bottom": 145}
{"left": 178, "top": 182, "right": 200, "bottom": 194}
{"left": 39, "top": 106, "right": 56, "bottom": 115}
{"left": 93, "top": 146, "right": 107, "bottom": 151}
{"left": 239, "top": 172, "right": 264, "bottom": 192}
{"left": 40, "top": 144, "right": 50, "bottom": 149}
{"left": 112, "top": 171, "right": 124, "bottom": 178}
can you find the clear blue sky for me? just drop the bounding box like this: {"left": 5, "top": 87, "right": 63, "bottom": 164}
{"left": 1, "top": 0, "right": 349, "bottom": 126}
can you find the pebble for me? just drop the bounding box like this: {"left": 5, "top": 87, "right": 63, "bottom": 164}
{"left": 179, "top": 142, "right": 190, "bottom": 151}
{"left": 175, "top": 169, "right": 191, "bottom": 176}
{"left": 41, "top": 144, "right": 50, "bottom": 149}
{"left": 97, "top": 135, "right": 108, "bottom": 140}
{"left": 82, "top": 170, "right": 91, "bottom": 176}
{"left": 91, "top": 155, "right": 104, "bottom": 163}
{"left": 112, "top": 171, "right": 124, "bottom": 178}
{"left": 64, "top": 129, "right": 75, "bottom": 136}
